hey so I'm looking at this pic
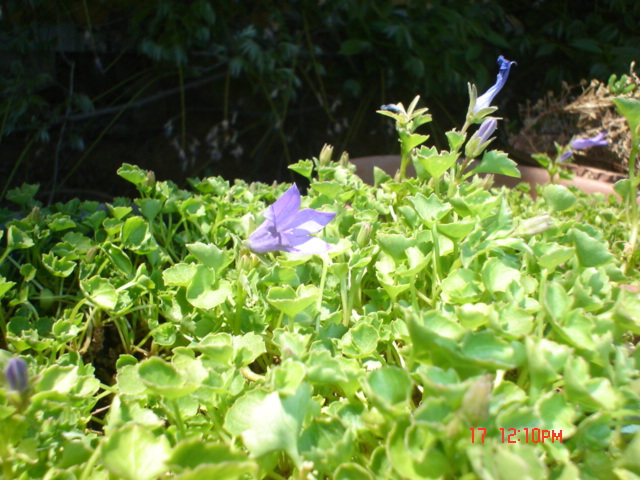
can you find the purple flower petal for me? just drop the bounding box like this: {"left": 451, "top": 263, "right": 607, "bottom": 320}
{"left": 474, "top": 56, "right": 516, "bottom": 113}
{"left": 571, "top": 132, "right": 608, "bottom": 150}
{"left": 248, "top": 184, "right": 335, "bottom": 254}
{"left": 248, "top": 219, "right": 290, "bottom": 253}
{"left": 285, "top": 235, "right": 334, "bottom": 255}
{"left": 264, "top": 184, "right": 301, "bottom": 224}
{"left": 281, "top": 209, "right": 336, "bottom": 234}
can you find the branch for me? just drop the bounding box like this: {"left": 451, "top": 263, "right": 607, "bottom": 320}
{"left": 57, "top": 72, "right": 226, "bottom": 124}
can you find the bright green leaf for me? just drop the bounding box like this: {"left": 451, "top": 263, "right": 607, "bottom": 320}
{"left": 81, "top": 276, "right": 117, "bottom": 310}
{"left": 572, "top": 229, "right": 613, "bottom": 267}
{"left": 163, "top": 263, "right": 197, "bottom": 287}
{"left": 101, "top": 424, "right": 170, "bottom": 480}
{"left": 613, "top": 97, "right": 640, "bottom": 139}
{"left": 187, "top": 242, "right": 232, "bottom": 275}
{"left": 542, "top": 184, "right": 577, "bottom": 212}
{"left": 267, "top": 284, "right": 319, "bottom": 317}
{"left": 468, "top": 150, "right": 520, "bottom": 178}
{"left": 186, "top": 266, "right": 231, "bottom": 310}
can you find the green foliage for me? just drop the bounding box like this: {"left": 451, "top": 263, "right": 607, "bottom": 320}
{"left": 0, "top": 143, "right": 639, "bottom": 477}
{"left": 612, "top": 96, "right": 640, "bottom": 271}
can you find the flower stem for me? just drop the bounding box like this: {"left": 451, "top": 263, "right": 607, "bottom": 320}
{"left": 274, "top": 311, "right": 284, "bottom": 331}
{"left": 410, "top": 275, "right": 418, "bottom": 311}
{"left": 171, "top": 399, "right": 187, "bottom": 440}
{"left": 341, "top": 276, "right": 350, "bottom": 328}
{"left": 399, "top": 143, "right": 411, "bottom": 180}
{"left": 79, "top": 442, "right": 102, "bottom": 480}
{"left": 430, "top": 225, "right": 442, "bottom": 304}
{"left": 316, "top": 255, "right": 329, "bottom": 333}
{"left": 626, "top": 139, "right": 639, "bottom": 273}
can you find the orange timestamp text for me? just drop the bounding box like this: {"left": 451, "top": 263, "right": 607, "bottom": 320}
{"left": 469, "top": 427, "right": 563, "bottom": 444}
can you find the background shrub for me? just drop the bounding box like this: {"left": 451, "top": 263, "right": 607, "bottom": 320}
{"left": 1, "top": 0, "right": 638, "bottom": 205}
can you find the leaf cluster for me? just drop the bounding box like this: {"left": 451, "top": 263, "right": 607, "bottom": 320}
{"left": 1, "top": 150, "right": 640, "bottom": 478}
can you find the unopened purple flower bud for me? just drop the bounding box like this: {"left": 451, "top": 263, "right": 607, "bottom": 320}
{"left": 465, "top": 118, "right": 498, "bottom": 158}
{"left": 559, "top": 132, "right": 608, "bottom": 164}
{"left": 476, "top": 118, "right": 498, "bottom": 143}
{"left": 558, "top": 150, "right": 573, "bottom": 164}
{"left": 5, "top": 357, "right": 29, "bottom": 394}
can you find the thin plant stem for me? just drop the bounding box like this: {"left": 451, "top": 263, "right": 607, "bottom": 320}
{"left": 410, "top": 275, "right": 418, "bottom": 312}
{"left": 55, "top": 74, "right": 172, "bottom": 194}
{"left": 1, "top": 134, "right": 37, "bottom": 203}
{"left": 49, "top": 53, "right": 74, "bottom": 205}
{"left": 170, "top": 399, "right": 186, "bottom": 440}
{"left": 399, "top": 140, "right": 412, "bottom": 180}
{"left": 538, "top": 270, "right": 549, "bottom": 338}
{"left": 341, "top": 275, "right": 350, "bottom": 328}
{"left": 625, "top": 140, "right": 639, "bottom": 273}
{"left": 316, "top": 255, "right": 329, "bottom": 333}
{"left": 274, "top": 311, "right": 284, "bottom": 330}
{"left": 178, "top": 64, "right": 187, "bottom": 152}
{"left": 302, "top": 12, "right": 333, "bottom": 121}
{"left": 233, "top": 276, "right": 245, "bottom": 335}
{"left": 223, "top": 65, "right": 231, "bottom": 121}
{"left": 0, "top": 97, "right": 11, "bottom": 144}
{"left": 78, "top": 443, "right": 101, "bottom": 480}
{"left": 430, "top": 225, "right": 442, "bottom": 305}
{"left": 258, "top": 78, "right": 292, "bottom": 167}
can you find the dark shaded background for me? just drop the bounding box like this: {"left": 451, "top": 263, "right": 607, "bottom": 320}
{"left": 1, "top": 0, "right": 639, "bottom": 206}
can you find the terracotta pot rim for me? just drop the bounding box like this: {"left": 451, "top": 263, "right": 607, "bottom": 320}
{"left": 350, "top": 154, "right": 634, "bottom": 201}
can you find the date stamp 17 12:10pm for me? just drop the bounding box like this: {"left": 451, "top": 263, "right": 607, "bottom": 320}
{"left": 470, "top": 428, "right": 563, "bottom": 444}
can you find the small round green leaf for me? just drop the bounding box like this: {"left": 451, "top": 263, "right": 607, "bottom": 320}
{"left": 366, "top": 366, "right": 412, "bottom": 407}
{"left": 137, "top": 357, "right": 196, "bottom": 399}
{"left": 163, "top": 263, "right": 197, "bottom": 287}
{"left": 186, "top": 266, "right": 232, "bottom": 310}
{"left": 542, "top": 184, "right": 577, "bottom": 211}
{"left": 101, "top": 424, "right": 170, "bottom": 480}
{"left": 267, "top": 284, "right": 319, "bottom": 317}
{"left": 81, "top": 276, "right": 117, "bottom": 310}
{"left": 572, "top": 229, "right": 613, "bottom": 267}
{"left": 339, "top": 323, "right": 379, "bottom": 358}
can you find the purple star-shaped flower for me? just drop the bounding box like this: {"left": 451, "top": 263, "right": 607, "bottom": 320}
{"left": 248, "top": 184, "right": 335, "bottom": 254}
{"left": 559, "top": 132, "right": 608, "bottom": 163}
{"left": 474, "top": 55, "right": 517, "bottom": 113}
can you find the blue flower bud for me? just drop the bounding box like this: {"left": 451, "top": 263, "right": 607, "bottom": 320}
{"left": 559, "top": 132, "right": 608, "bottom": 164}
{"left": 380, "top": 104, "right": 402, "bottom": 114}
{"left": 5, "top": 357, "right": 29, "bottom": 394}
{"left": 558, "top": 150, "right": 573, "bottom": 164}
{"left": 465, "top": 118, "right": 498, "bottom": 158}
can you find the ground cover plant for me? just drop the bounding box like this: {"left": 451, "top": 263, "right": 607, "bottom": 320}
{"left": 1, "top": 57, "right": 640, "bottom": 479}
